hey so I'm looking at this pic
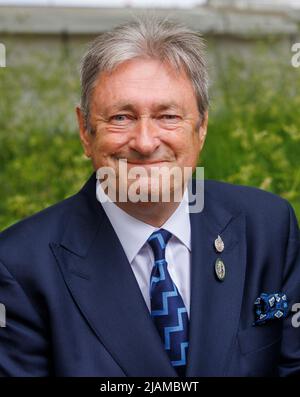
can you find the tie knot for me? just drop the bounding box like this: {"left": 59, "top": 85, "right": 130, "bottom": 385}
{"left": 147, "top": 229, "right": 172, "bottom": 262}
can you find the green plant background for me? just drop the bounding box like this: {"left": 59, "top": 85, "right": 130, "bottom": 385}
{"left": 0, "top": 42, "right": 300, "bottom": 231}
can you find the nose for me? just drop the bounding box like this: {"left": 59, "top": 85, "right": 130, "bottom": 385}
{"left": 128, "top": 117, "right": 160, "bottom": 156}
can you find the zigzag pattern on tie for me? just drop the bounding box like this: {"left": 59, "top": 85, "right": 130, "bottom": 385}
{"left": 164, "top": 307, "right": 188, "bottom": 349}
{"left": 148, "top": 228, "right": 189, "bottom": 373}
{"left": 150, "top": 260, "right": 166, "bottom": 291}
{"left": 151, "top": 283, "right": 179, "bottom": 316}
{"left": 171, "top": 341, "right": 189, "bottom": 367}
{"left": 162, "top": 307, "right": 189, "bottom": 367}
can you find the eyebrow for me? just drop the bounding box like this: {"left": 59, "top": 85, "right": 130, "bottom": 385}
{"left": 106, "top": 101, "right": 182, "bottom": 113}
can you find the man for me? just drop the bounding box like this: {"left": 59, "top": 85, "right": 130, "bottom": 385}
{"left": 0, "top": 17, "right": 299, "bottom": 377}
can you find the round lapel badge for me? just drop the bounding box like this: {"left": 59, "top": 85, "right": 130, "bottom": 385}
{"left": 215, "top": 258, "right": 226, "bottom": 281}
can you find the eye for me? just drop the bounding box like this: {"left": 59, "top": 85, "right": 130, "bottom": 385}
{"left": 110, "top": 114, "right": 131, "bottom": 123}
{"left": 158, "top": 114, "right": 181, "bottom": 124}
{"left": 161, "top": 114, "right": 178, "bottom": 119}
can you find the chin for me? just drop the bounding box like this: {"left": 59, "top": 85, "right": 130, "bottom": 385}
{"left": 118, "top": 177, "right": 183, "bottom": 204}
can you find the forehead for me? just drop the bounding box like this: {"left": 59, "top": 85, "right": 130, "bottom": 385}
{"left": 91, "top": 58, "right": 197, "bottom": 112}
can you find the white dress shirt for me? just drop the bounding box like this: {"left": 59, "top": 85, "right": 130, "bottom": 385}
{"left": 96, "top": 181, "right": 191, "bottom": 317}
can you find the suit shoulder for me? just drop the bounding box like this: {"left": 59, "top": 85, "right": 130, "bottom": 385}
{"left": 0, "top": 193, "right": 78, "bottom": 249}
{"left": 204, "top": 179, "right": 291, "bottom": 216}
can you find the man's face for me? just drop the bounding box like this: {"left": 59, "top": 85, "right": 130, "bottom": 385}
{"left": 77, "top": 57, "right": 208, "bottom": 201}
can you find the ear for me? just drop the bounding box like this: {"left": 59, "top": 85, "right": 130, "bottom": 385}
{"left": 197, "top": 110, "right": 208, "bottom": 151}
{"left": 76, "top": 106, "right": 92, "bottom": 158}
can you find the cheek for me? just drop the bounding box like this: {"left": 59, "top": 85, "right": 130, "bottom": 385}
{"left": 92, "top": 132, "right": 129, "bottom": 155}
{"left": 175, "top": 133, "right": 201, "bottom": 166}
{"left": 167, "top": 130, "right": 199, "bottom": 155}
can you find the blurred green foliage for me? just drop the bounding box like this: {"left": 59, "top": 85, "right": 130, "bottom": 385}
{"left": 0, "top": 51, "right": 92, "bottom": 230}
{"left": 201, "top": 50, "right": 300, "bottom": 219}
{"left": 0, "top": 44, "right": 300, "bottom": 230}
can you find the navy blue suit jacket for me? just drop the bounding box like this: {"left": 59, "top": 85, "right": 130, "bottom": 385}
{"left": 0, "top": 173, "right": 300, "bottom": 376}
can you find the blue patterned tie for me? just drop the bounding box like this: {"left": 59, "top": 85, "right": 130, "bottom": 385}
{"left": 148, "top": 229, "right": 189, "bottom": 377}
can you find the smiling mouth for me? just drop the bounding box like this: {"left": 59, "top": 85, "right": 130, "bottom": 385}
{"left": 126, "top": 160, "right": 169, "bottom": 165}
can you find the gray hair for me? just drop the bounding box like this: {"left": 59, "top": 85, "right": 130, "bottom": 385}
{"left": 80, "top": 16, "right": 209, "bottom": 130}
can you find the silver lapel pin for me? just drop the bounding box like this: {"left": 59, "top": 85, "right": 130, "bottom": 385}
{"left": 214, "top": 235, "right": 224, "bottom": 253}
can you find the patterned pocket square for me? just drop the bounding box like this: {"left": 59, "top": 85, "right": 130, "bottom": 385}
{"left": 254, "top": 292, "right": 288, "bottom": 326}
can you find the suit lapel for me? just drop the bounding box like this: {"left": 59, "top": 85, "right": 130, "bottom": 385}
{"left": 50, "top": 173, "right": 177, "bottom": 377}
{"left": 186, "top": 185, "right": 247, "bottom": 376}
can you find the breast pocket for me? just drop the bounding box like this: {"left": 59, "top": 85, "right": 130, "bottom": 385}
{"left": 238, "top": 322, "right": 282, "bottom": 355}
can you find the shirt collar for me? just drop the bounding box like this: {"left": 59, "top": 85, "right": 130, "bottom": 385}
{"left": 96, "top": 180, "right": 191, "bottom": 263}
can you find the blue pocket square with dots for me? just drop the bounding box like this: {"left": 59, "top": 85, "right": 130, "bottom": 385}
{"left": 254, "top": 292, "right": 288, "bottom": 326}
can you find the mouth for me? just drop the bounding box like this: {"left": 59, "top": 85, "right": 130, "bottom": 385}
{"left": 125, "top": 160, "right": 170, "bottom": 166}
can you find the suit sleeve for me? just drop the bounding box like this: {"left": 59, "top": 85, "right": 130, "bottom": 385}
{"left": 279, "top": 202, "right": 300, "bottom": 376}
{"left": 0, "top": 260, "right": 50, "bottom": 376}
